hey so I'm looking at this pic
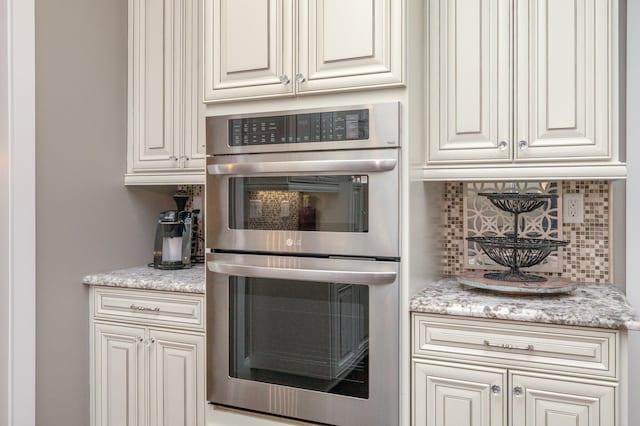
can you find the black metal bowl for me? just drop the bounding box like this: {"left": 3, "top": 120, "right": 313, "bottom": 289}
{"left": 478, "top": 192, "right": 558, "bottom": 214}
{"left": 466, "top": 236, "right": 568, "bottom": 269}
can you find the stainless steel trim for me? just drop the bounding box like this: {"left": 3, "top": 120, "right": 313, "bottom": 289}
{"left": 208, "top": 157, "right": 397, "bottom": 175}
{"left": 207, "top": 102, "right": 400, "bottom": 155}
{"left": 207, "top": 258, "right": 397, "bottom": 285}
{"left": 206, "top": 252, "right": 400, "bottom": 426}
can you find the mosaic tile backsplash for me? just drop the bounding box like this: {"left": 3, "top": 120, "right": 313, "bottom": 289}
{"left": 177, "top": 185, "right": 204, "bottom": 259}
{"left": 441, "top": 181, "right": 611, "bottom": 283}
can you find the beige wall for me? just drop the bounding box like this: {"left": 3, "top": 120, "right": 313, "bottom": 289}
{"left": 0, "top": 0, "right": 10, "bottom": 423}
{"left": 35, "top": 1, "right": 174, "bottom": 425}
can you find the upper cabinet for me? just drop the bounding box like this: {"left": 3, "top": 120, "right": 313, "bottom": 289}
{"left": 425, "top": 0, "right": 624, "bottom": 180}
{"left": 427, "top": 0, "right": 512, "bottom": 163}
{"left": 203, "top": 0, "right": 404, "bottom": 103}
{"left": 203, "top": 0, "right": 294, "bottom": 101}
{"left": 126, "top": 0, "right": 205, "bottom": 185}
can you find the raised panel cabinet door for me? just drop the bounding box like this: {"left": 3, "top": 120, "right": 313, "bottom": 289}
{"left": 204, "top": 0, "right": 294, "bottom": 102}
{"left": 515, "top": 0, "right": 614, "bottom": 161}
{"left": 511, "top": 373, "right": 616, "bottom": 426}
{"left": 93, "top": 323, "right": 146, "bottom": 426}
{"left": 149, "top": 329, "right": 205, "bottom": 426}
{"left": 413, "top": 360, "right": 507, "bottom": 426}
{"left": 427, "top": 0, "right": 511, "bottom": 163}
{"left": 297, "top": 0, "right": 403, "bottom": 93}
{"left": 181, "top": 0, "right": 205, "bottom": 171}
{"left": 130, "top": 0, "right": 198, "bottom": 171}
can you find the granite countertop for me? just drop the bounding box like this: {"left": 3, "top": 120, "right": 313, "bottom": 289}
{"left": 83, "top": 265, "right": 205, "bottom": 294}
{"left": 410, "top": 279, "right": 640, "bottom": 330}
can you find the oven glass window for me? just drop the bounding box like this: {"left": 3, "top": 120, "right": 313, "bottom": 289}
{"left": 229, "top": 276, "right": 370, "bottom": 399}
{"left": 228, "top": 176, "right": 369, "bottom": 232}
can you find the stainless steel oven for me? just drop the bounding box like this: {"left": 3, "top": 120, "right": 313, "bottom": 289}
{"left": 207, "top": 148, "right": 399, "bottom": 258}
{"left": 206, "top": 253, "right": 399, "bottom": 426}
{"left": 206, "top": 103, "right": 401, "bottom": 426}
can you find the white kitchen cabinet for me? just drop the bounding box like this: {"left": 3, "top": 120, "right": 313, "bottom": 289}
{"left": 149, "top": 329, "right": 205, "bottom": 426}
{"left": 514, "top": 0, "right": 613, "bottom": 162}
{"left": 126, "top": 0, "right": 205, "bottom": 185}
{"left": 413, "top": 360, "right": 506, "bottom": 426}
{"left": 94, "top": 323, "right": 146, "bottom": 426}
{"left": 411, "top": 314, "right": 625, "bottom": 426}
{"left": 203, "top": 0, "right": 294, "bottom": 102}
{"left": 297, "top": 0, "right": 403, "bottom": 94}
{"left": 427, "top": 0, "right": 511, "bottom": 163}
{"left": 91, "top": 287, "right": 206, "bottom": 426}
{"left": 511, "top": 373, "right": 615, "bottom": 426}
{"left": 203, "top": 0, "right": 403, "bottom": 102}
{"left": 424, "top": 0, "right": 624, "bottom": 180}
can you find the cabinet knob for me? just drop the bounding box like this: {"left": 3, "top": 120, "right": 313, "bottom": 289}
{"left": 498, "top": 141, "right": 508, "bottom": 151}
{"left": 279, "top": 75, "right": 290, "bottom": 85}
{"left": 169, "top": 156, "right": 178, "bottom": 161}
{"left": 518, "top": 140, "right": 529, "bottom": 151}
{"left": 513, "top": 386, "right": 524, "bottom": 397}
{"left": 491, "top": 385, "right": 501, "bottom": 395}
{"left": 135, "top": 336, "right": 144, "bottom": 344}
{"left": 295, "top": 73, "right": 306, "bottom": 83}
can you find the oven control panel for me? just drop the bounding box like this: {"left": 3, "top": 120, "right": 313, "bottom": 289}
{"left": 228, "top": 109, "right": 369, "bottom": 147}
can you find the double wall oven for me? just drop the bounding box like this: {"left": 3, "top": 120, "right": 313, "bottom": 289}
{"left": 206, "top": 103, "right": 401, "bottom": 426}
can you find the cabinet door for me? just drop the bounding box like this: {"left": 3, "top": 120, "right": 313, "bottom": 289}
{"left": 515, "top": 0, "right": 613, "bottom": 161}
{"left": 413, "top": 360, "right": 507, "bottom": 426}
{"left": 203, "top": 0, "right": 294, "bottom": 102}
{"left": 129, "top": 0, "right": 198, "bottom": 172}
{"left": 297, "top": 0, "right": 403, "bottom": 93}
{"left": 94, "top": 323, "right": 146, "bottom": 426}
{"left": 427, "top": 0, "right": 511, "bottom": 164}
{"left": 149, "top": 329, "right": 205, "bottom": 426}
{"left": 511, "top": 373, "right": 616, "bottom": 426}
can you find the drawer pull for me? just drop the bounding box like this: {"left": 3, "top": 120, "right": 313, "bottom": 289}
{"left": 484, "top": 339, "right": 534, "bottom": 351}
{"left": 130, "top": 304, "right": 160, "bottom": 313}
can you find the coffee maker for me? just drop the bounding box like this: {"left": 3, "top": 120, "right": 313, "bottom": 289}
{"left": 153, "top": 192, "right": 193, "bottom": 269}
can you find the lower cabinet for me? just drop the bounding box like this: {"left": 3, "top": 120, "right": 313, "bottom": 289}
{"left": 91, "top": 287, "right": 206, "bottom": 426}
{"left": 511, "top": 373, "right": 615, "bottom": 426}
{"left": 412, "top": 314, "right": 622, "bottom": 426}
{"left": 413, "top": 360, "right": 506, "bottom": 426}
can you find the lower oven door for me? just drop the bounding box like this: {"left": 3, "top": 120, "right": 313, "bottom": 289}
{"left": 207, "top": 252, "right": 399, "bottom": 426}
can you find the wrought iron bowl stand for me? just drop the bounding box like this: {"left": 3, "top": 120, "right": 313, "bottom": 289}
{"left": 466, "top": 192, "right": 568, "bottom": 283}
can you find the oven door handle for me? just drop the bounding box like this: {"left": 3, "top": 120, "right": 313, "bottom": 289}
{"left": 207, "top": 261, "right": 398, "bottom": 285}
{"left": 207, "top": 158, "right": 398, "bottom": 175}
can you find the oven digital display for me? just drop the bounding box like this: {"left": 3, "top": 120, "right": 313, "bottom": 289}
{"left": 228, "top": 109, "right": 370, "bottom": 146}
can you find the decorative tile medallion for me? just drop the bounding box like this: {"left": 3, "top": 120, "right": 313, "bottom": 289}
{"left": 464, "top": 182, "right": 562, "bottom": 272}
{"left": 442, "top": 181, "right": 611, "bottom": 283}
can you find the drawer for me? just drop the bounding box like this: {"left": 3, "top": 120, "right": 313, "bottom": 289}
{"left": 413, "top": 314, "right": 618, "bottom": 379}
{"left": 93, "top": 287, "right": 205, "bottom": 331}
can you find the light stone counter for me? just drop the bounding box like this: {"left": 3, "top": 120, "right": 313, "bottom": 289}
{"left": 83, "top": 265, "right": 205, "bottom": 294}
{"left": 410, "top": 279, "right": 640, "bottom": 330}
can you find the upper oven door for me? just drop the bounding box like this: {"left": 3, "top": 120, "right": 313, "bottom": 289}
{"left": 207, "top": 148, "right": 400, "bottom": 258}
{"left": 206, "top": 103, "right": 400, "bottom": 156}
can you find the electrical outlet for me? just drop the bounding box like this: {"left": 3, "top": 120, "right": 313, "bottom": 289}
{"left": 563, "top": 193, "right": 584, "bottom": 224}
